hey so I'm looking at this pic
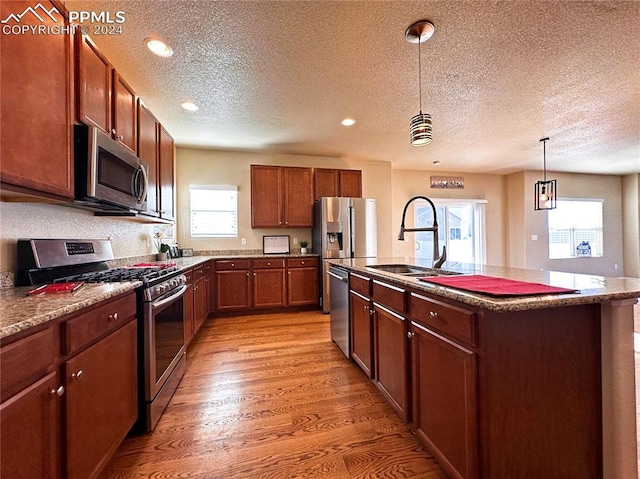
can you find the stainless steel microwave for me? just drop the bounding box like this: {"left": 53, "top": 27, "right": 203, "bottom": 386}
{"left": 74, "top": 125, "right": 148, "bottom": 212}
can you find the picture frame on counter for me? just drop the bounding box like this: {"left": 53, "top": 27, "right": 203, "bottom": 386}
{"left": 263, "top": 235, "right": 290, "bottom": 254}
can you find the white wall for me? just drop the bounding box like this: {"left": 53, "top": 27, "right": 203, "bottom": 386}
{"left": 507, "top": 171, "right": 627, "bottom": 277}
{"left": 622, "top": 173, "right": 640, "bottom": 277}
{"left": 175, "top": 147, "right": 393, "bottom": 256}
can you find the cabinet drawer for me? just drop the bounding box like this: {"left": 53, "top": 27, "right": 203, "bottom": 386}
{"left": 372, "top": 280, "right": 406, "bottom": 314}
{"left": 216, "top": 260, "right": 251, "bottom": 271}
{"left": 253, "top": 259, "right": 285, "bottom": 269}
{"left": 193, "top": 265, "right": 205, "bottom": 279}
{"left": 410, "top": 292, "right": 477, "bottom": 346}
{"left": 1, "top": 326, "right": 58, "bottom": 402}
{"left": 64, "top": 293, "right": 136, "bottom": 354}
{"left": 184, "top": 268, "right": 194, "bottom": 283}
{"left": 350, "top": 273, "right": 371, "bottom": 297}
{"left": 288, "top": 257, "right": 318, "bottom": 268}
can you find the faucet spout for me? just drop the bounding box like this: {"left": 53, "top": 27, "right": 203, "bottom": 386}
{"left": 397, "top": 195, "right": 445, "bottom": 268}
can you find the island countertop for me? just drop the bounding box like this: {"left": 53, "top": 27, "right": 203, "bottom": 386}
{"left": 326, "top": 257, "right": 640, "bottom": 312}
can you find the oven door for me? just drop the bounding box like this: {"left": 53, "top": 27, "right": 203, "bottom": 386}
{"left": 143, "top": 284, "right": 187, "bottom": 401}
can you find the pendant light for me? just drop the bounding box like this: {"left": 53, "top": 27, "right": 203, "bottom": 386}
{"left": 406, "top": 20, "right": 434, "bottom": 147}
{"left": 534, "top": 137, "right": 557, "bottom": 210}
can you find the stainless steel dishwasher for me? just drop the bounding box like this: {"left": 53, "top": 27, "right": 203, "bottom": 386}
{"left": 328, "top": 265, "right": 349, "bottom": 357}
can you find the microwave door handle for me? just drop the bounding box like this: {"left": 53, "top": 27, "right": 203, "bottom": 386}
{"left": 134, "top": 164, "right": 148, "bottom": 204}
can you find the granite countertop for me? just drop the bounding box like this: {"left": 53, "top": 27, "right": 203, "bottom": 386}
{"left": 161, "top": 253, "right": 319, "bottom": 270}
{"left": 327, "top": 257, "right": 640, "bottom": 312}
{"left": 0, "top": 282, "right": 140, "bottom": 340}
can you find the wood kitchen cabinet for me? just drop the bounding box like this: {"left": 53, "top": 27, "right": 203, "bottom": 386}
{"left": 193, "top": 265, "right": 207, "bottom": 333}
{"left": 76, "top": 33, "right": 137, "bottom": 153}
{"left": 158, "top": 125, "right": 175, "bottom": 221}
{"left": 1, "top": 325, "right": 61, "bottom": 479}
{"left": 349, "top": 291, "right": 373, "bottom": 378}
{"left": 206, "top": 261, "right": 216, "bottom": 315}
{"left": 184, "top": 268, "right": 195, "bottom": 344}
{"left": 1, "top": 0, "right": 73, "bottom": 200}
{"left": 251, "top": 165, "right": 313, "bottom": 228}
{"left": 137, "top": 100, "right": 160, "bottom": 216}
{"left": 0, "top": 291, "right": 137, "bottom": 479}
{"left": 411, "top": 320, "right": 478, "bottom": 479}
{"left": 314, "top": 168, "right": 362, "bottom": 200}
{"left": 287, "top": 257, "right": 319, "bottom": 306}
{"left": 65, "top": 319, "right": 137, "bottom": 479}
{"left": 216, "top": 260, "right": 252, "bottom": 311}
{"left": 253, "top": 259, "right": 286, "bottom": 309}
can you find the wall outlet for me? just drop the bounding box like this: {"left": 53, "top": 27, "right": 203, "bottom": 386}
{"left": 293, "top": 237, "right": 298, "bottom": 245}
{"left": 241, "top": 238, "right": 247, "bottom": 246}
{"left": 531, "top": 235, "right": 538, "bottom": 241}
{"left": 614, "top": 264, "right": 618, "bottom": 270}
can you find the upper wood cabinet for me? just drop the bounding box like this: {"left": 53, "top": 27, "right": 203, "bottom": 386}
{"left": 137, "top": 101, "right": 159, "bottom": 217}
{"left": 314, "top": 168, "right": 362, "bottom": 200}
{"left": 251, "top": 165, "right": 313, "bottom": 228}
{"left": 76, "top": 34, "right": 137, "bottom": 154}
{"left": 158, "top": 125, "right": 175, "bottom": 222}
{"left": 0, "top": 0, "right": 73, "bottom": 200}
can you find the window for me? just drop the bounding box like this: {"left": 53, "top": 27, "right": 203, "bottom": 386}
{"left": 190, "top": 186, "right": 238, "bottom": 238}
{"left": 548, "top": 199, "right": 603, "bottom": 259}
{"left": 414, "top": 199, "right": 486, "bottom": 264}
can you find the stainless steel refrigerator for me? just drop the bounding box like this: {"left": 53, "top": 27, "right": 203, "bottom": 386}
{"left": 313, "top": 197, "right": 377, "bottom": 313}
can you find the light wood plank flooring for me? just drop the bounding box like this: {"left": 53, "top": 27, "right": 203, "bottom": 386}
{"left": 99, "top": 311, "right": 447, "bottom": 478}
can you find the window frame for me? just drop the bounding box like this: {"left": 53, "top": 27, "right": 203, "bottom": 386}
{"left": 189, "top": 185, "right": 238, "bottom": 238}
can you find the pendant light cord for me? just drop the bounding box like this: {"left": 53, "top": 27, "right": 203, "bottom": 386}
{"left": 418, "top": 35, "right": 423, "bottom": 114}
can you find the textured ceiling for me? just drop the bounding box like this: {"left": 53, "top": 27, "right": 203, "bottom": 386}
{"left": 67, "top": 0, "right": 640, "bottom": 175}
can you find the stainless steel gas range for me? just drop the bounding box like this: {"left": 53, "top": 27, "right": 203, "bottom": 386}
{"left": 17, "top": 238, "right": 187, "bottom": 432}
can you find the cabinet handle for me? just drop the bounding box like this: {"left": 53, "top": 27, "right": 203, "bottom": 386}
{"left": 50, "top": 385, "right": 65, "bottom": 397}
{"left": 108, "top": 312, "right": 119, "bottom": 321}
{"left": 71, "top": 370, "right": 84, "bottom": 380}
{"left": 246, "top": 273, "right": 250, "bottom": 277}
{"left": 429, "top": 311, "right": 438, "bottom": 319}
{"left": 267, "top": 262, "right": 271, "bottom": 266}
{"left": 117, "top": 134, "right": 124, "bottom": 140}
{"left": 111, "top": 128, "right": 116, "bottom": 135}
{"left": 407, "top": 331, "right": 414, "bottom": 339}
{"left": 231, "top": 263, "right": 235, "bottom": 267}
{"left": 253, "top": 273, "right": 256, "bottom": 276}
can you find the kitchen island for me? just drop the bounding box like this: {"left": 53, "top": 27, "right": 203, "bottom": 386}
{"left": 328, "top": 257, "right": 640, "bottom": 479}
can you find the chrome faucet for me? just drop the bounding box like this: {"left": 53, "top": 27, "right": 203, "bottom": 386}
{"left": 397, "top": 196, "right": 447, "bottom": 268}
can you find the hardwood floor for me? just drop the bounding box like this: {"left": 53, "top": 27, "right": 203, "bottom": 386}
{"left": 99, "top": 311, "right": 448, "bottom": 479}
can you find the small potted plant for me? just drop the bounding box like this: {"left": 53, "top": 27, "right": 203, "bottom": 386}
{"left": 300, "top": 240, "right": 308, "bottom": 254}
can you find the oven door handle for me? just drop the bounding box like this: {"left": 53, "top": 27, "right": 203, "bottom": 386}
{"left": 152, "top": 284, "right": 188, "bottom": 309}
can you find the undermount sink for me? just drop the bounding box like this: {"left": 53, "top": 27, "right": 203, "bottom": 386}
{"left": 367, "top": 264, "right": 460, "bottom": 277}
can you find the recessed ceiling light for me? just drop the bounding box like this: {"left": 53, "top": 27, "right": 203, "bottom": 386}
{"left": 180, "top": 101, "right": 199, "bottom": 112}
{"left": 433, "top": 160, "right": 441, "bottom": 165}
{"left": 341, "top": 118, "right": 356, "bottom": 126}
{"left": 145, "top": 37, "right": 173, "bottom": 57}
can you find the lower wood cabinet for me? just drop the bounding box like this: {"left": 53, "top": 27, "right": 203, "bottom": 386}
{"left": 184, "top": 269, "right": 195, "bottom": 344}
{"left": 373, "top": 303, "right": 409, "bottom": 421}
{"left": 411, "top": 321, "right": 478, "bottom": 479}
{"left": 0, "top": 291, "right": 138, "bottom": 479}
{"left": 215, "top": 258, "right": 319, "bottom": 312}
{"left": 349, "top": 291, "right": 373, "bottom": 378}
{"left": 193, "top": 265, "right": 207, "bottom": 332}
{"left": 0, "top": 371, "right": 61, "bottom": 478}
{"left": 65, "top": 320, "right": 137, "bottom": 479}
{"left": 287, "top": 258, "right": 319, "bottom": 306}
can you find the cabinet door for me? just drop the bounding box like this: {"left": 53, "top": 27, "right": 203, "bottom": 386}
{"left": 0, "top": 372, "right": 61, "bottom": 479}
{"left": 253, "top": 269, "right": 286, "bottom": 308}
{"left": 194, "top": 276, "right": 207, "bottom": 332}
{"left": 76, "top": 34, "right": 111, "bottom": 133}
{"left": 65, "top": 321, "right": 137, "bottom": 479}
{"left": 374, "top": 304, "right": 409, "bottom": 421}
{"left": 158, "top": 125, "right": 175, "bottom": 221}
{"left": 251, "top": 165, "right": 282, "bottom": 227}
{"left": 350, "top": 291, "right": 373, "bottom": 378}
{"left": 137, "top": 101, "right": 159, "bottom": 216}
{"left": 184, "top": 270, "right": 195, "bottom": 345}
{"left": 287, "top": 266, "right": 319, "bottom": 306}
{"left": 314, "top": 168, "right": 339, "bottom": 200}
{"left": 0, "top": 0, "right": 73, "bottom": 199}
{"left": 111, "top": 71, "right": 137, "bottom": 153}
{"left": 216, "top": 270, "right": 251, "bottom": 311}
{"left": 283, "top": 167, "right": 313, "bottom": 227}
{"left": 205, "top": 262, "right": 215, "bottom": 315}
{"left": 339, "top": 170, "right": 362, "bottom": 198}
{"left": 412, "top": 321, "right": 478, "bottom": 479}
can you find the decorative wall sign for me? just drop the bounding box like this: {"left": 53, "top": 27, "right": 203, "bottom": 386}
{"left": 430, "top": 176, "right": 464, "bottom": 189}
